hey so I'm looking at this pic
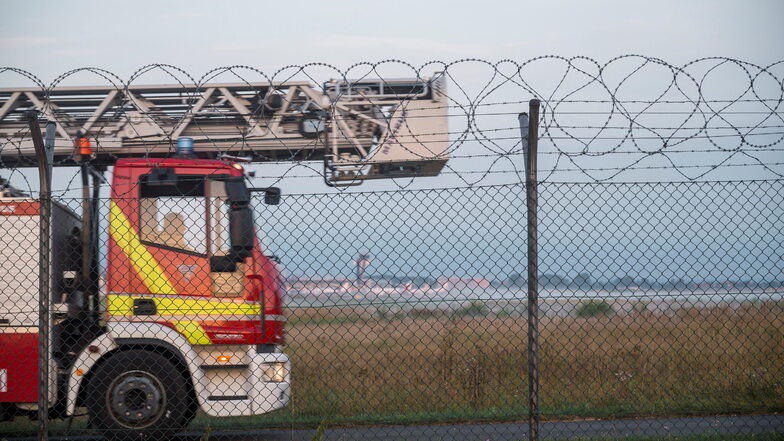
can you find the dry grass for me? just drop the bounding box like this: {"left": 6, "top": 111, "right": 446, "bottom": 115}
{"left": 284, "top": 303, "right": 784, "bottom": 420}
{"left": 2, "top": 304, "right": 781, "bottom": 436}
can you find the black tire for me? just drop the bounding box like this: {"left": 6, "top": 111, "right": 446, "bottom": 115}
{"left": 183, "top": 393, "right": 198, "bottom": 428}
{"left": 85, "top": 349, "right": 190, "bottom": 441}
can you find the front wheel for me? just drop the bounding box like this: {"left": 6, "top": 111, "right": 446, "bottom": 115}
{"left": 85, "top": 349, "right": 190, "bottom": 441}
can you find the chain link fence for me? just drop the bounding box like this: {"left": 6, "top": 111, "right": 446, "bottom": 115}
{"left": 0, "top": 57, "right": 782, "bottom": 440}
{"left": 2, "top": 178, "right": 782, "bottom": 440}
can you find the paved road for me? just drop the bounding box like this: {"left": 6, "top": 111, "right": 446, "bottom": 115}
{"left": 196, "top": 415, "right": 782, "bottom": 441}
{"left": 4, "top": 414, "right": 783, "bottom": 441}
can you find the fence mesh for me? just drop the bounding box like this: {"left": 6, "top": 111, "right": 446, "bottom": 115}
{"left": 0, "top": 57, "right": 783, "bottom": 440}
{"left": 4, "top": 178, "right": 782, "bottom": 440}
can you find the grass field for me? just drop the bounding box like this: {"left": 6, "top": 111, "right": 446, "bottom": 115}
{"left": 1, "top": 302, "right": 782, "bottom": 436}
{"left": 273, "top": 301, "right": 784, "bottom": 426}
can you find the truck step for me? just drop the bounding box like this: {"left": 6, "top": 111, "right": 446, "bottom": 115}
{"left": 207, "top": 395, "right": 249, "bottom": 401}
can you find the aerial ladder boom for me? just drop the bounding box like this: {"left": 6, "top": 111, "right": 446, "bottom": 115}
{"left": 0, "top": 75, "right": 449, "bottom": 185}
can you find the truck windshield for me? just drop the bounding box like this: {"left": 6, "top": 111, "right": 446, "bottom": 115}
{"left": 139, "top": 174, "right": 207, "bottom": 255}
{"left": 140, "top": 197, "right": 206, "bottom": 254}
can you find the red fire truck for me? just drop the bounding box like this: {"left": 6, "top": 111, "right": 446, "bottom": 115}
{"left": 0, "top": 74, "right": 447, "bottom": 440}
{"left": 0, "top": 141, "right": 289, "bottom": 440}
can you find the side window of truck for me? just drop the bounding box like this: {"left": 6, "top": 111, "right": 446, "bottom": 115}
{"left": 207, "top": 178, "right": 246, "bottom": 298}
{"left": 139, "top": 174, "right": 207, "bottom": 255}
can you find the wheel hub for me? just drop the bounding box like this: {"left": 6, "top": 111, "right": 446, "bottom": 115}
{"left": 108, "top": 371, "right": 165, "bottom": 428}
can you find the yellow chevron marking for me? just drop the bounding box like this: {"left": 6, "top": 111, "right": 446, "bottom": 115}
{"left": 109, "top": 201, "right": 176, "bottom": 295}
{"left": 172, "top": 321, "right": 212, "bottom": 345}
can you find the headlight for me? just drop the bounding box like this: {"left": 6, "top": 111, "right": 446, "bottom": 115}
{"left": 263, "top": 362, "right": 287, "bottom": 382}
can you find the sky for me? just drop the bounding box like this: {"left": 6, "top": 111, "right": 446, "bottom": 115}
{"left": 1, "top": 1, "right": 783, "bottom": 281}
{"left": 2, "top": 0, "right": 783, "bottom": 193}
{"left": 1, "top": 0, "right": 783, "bottom": 76}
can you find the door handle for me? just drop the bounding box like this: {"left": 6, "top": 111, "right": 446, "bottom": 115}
{"left": 132, "top": 298, "right": 157, "bottom": 316}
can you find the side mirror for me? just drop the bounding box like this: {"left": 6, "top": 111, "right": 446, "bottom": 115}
{"left": 249, "top": 186, "right": 281, "bottom": 205}
{"left": 265, "top": 187, "right": 281, "bottom": 205}
{"left": 229, "top": 206, "right": 254, "bottom": 260}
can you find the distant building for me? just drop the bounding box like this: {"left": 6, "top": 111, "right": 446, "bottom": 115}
{"left": 436, "top": 277, "right": 493, "bottom": 290}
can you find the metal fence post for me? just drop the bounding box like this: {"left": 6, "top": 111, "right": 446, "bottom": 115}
{"left": 520, "top": 99, "right": 541, "bottom": 441}
{"left": 27, "top": 111, "right": 53, "bottom": 441}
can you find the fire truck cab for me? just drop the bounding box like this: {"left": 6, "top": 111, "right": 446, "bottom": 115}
{"left": 0, "top": 155, "right": 290, "bottom": 440}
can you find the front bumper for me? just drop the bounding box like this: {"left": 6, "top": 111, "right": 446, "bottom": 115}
{"left": 250, "top": 352, "right": 291, "bottom": 414}
{"left": 199, "top": 351, "right": 290, "bottom": 417}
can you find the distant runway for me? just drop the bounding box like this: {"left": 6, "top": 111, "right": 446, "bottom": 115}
{"left": 8, "top": 414, "right": 783, "bottom": 441}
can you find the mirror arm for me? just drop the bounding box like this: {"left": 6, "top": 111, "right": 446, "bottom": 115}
{"left": 248, "top": 187, "right": 281, "bottom": 205}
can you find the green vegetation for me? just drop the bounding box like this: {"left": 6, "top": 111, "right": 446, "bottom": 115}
{"left": 1, "top": 303, "right": 782, "bottom": 436}
{"left": 310, "top": 419, "right": 328, "bottom": 441}
{"left": 576, "top": 299, "right": 615, "bottom": 317}
{"left": 457, "top": 300, "right": 489, "bottom": 317}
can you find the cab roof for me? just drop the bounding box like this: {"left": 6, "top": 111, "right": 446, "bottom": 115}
{"left": 115, "top": 157, "right": 243, "bottom": 174}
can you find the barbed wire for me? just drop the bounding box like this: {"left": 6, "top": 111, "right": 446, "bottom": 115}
{"left": 1, "top": 56, "right": 783, "bottom": 193}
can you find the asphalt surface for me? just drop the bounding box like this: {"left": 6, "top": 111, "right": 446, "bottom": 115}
{"left": 3, "top": 414, "right": 782, "bottom": 441}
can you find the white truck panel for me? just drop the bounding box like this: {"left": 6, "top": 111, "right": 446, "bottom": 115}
{"left": 0, "top": 214, "right": 40, "bottom": 327}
